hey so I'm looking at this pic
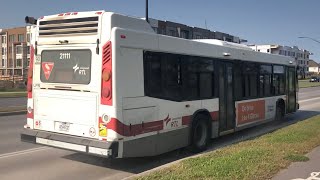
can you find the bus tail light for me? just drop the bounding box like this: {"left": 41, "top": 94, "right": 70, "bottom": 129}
{"left": 101, "top": 41, "right": 112, "bottom": 105}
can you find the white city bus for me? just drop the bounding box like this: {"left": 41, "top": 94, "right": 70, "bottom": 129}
{"left": 21, "top": 10, "right": 299, "bottom": 158}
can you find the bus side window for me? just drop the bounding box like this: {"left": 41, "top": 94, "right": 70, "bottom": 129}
{"left": 242, "top": 62, "right": 258, "bottom": 99}
{"left": 234, "top": 62, "right": 242, "bottom": 101}
{"left": 273, "top": 65, "right": 285, "bottom": 95}
{"left": 260, "top": 65, "right": 272, "bottom": 97}
{"left": 144, "top": 52, "right": 162, "bottom": 98}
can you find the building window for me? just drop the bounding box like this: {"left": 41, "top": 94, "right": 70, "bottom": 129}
{"left": 8, "top": 59, "right": 13, "bottom": 67}
{"left": 160, "top": 29, "right": 166, "bottom": 35}
{"left": 169, "top": 30, "right": 176, "bottom": 37}
{"left": 1, "top": 36, "right": 6, "bottom": 44}
{"left": 27, "top": 58, "right": 30, "bottom": 67}
{"left": 16, "top": 59, "right": 22, "bottom": 67}
{"left": 180, "top": 30, "right": 189, "bottom": 39}
{"left": 27, "top": 46, "right": 30, "bottom": 54}
{"left": 8, "top": 47, "right": 12, "bottom": 54}
{"left": 18, "top": 34, "right": 24, "bottom": 42}
{"left": 1, "top": 59, "right": 4, "bottom": 67}
{"left": 9, "top": 35, "right": 15, "bottom": 42}
{"left": 16, "top": 46, "right": 22, "bottom": 54}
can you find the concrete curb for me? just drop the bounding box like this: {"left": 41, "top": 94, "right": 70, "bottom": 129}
{"left": 0, "top": 110, "right": 27, "bottom": 116}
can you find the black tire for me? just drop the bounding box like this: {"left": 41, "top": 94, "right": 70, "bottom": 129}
{"left": 189, "top": 114, "right": 210, "bottom": 153}
{"left": 275, "top": 105, "right": 284, "bottom": 121}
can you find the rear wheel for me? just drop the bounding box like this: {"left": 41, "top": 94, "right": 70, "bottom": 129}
{"left": 189, "top": 115, "right": 210, "bottom": 153}
{"left": 275, "top": 105, "right": 284, "bottom": 121}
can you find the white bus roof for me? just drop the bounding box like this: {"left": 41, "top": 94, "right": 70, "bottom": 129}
{"left": 36, "top": 10, "right": 296, "bottom": 67}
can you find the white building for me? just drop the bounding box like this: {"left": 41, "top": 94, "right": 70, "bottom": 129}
{"left": 248, "top": 44, "right": 311, "bottom": 79}
{"left": 308, "top": 60, "right": 320, "bottom": 75}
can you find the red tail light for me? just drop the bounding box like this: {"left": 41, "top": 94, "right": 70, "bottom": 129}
{"left": 27, "top": 46, "right": 34, "bottom": 98}
{"left": 101, "top": 41, "right": 112, "bottom": 105}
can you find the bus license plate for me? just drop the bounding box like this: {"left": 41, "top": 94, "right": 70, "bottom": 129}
{"left": 56, "top": 122, "right": 70, "bottom": 132}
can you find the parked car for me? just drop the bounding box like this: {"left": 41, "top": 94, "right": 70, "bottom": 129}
{"left": 309, "top": 76, "right": 320, "bottom": 82}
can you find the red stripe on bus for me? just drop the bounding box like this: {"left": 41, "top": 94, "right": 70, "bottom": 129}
{"left": 106, "top": 118, "right": 163, "bottom": 137}
{"left": 27, "top": 111, "right": 34, "bottom": 119}
{"left": 210, "top": 111, "right": 219, "bottom": 121}
{"left": 182, "top": 116, "right": 191, "bottom": 126}
{"left": 105, "top": 110, "right": 218, "bottom": 137}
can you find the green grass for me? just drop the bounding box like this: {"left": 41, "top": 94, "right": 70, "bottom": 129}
{"left": 299, "top": 80, "right": 320, "bottom": 88}
{"left": 137, "top": 115, "right": 320, "bottom": 180}
{"left": 0, "top": 88, "right": 26, "bottom": 92}
{"left": 0, "top": 105, "right": 27, "bottom": 113}
{"left": 284, "top": 154, "right": 309, "bottom": 162}
{"left": 0, "top": 91, "right": 27, "bottom": 98}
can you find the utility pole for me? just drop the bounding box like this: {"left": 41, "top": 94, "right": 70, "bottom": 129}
{"left": 146, "top": 0, "right": 149, "bottom": 23}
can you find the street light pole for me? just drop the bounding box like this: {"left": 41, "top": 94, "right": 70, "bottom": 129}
{"left": 146, "top": 0, "right": 149, "bottom": 23}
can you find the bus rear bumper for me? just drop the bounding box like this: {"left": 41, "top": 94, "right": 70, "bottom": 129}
{"left": 20, "top": 128, "right": 119, "bottom": 158}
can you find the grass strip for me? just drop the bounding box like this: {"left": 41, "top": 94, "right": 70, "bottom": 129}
{"left": 137, "top": 115, "right": 320, "bottom": 180}
{"left": 0, "top": 92, "right": 27, "bottom": 98}
{"left": 299, "top": 80, "right": 320, "bottom": 88}
{"left": 0, "top": 106, "right": 27, "bottom": 113}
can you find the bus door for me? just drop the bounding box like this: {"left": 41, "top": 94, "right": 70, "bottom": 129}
{"left": 219, "top": 62, "right": 235, "bottom": 133}
{"left": 287, "top": 67, "right": 297, "bottom": 113}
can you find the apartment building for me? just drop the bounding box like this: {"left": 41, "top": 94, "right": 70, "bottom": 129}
{"left": 0, "top": 26, "right": 31, "bottom": 80}
{"left": 148, "top": 18, "right": 245, "bottom": 43}
{"left": 249, "top": 44, "right": 311, "bottom": 79}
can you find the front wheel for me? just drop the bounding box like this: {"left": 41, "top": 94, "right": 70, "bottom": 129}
{"left": 189, "top": 115, "right": 210, "bottom": 153}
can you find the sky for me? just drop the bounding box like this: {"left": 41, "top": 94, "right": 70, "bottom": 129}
{"left": 1, "top": 0, "right": 320, "bottom": 62}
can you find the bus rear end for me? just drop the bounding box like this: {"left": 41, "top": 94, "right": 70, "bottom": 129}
{"left": 21, "top": 11, "right": 119, "bottom": 157}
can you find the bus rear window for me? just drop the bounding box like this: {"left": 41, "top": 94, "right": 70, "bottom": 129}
{"left": 40, "top": 49, "right": 91, "bottom": 84}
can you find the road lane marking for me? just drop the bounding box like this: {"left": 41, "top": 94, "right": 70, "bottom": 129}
{"left": 299, "top": 97, "right": 320, "bottom": 103}
{"left": 0, "top": 147, "right": 50, "bottom": 159}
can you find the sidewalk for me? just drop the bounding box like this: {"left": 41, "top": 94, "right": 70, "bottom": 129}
{"left": 272, "top": 146, "right": 320, "bottom": 180}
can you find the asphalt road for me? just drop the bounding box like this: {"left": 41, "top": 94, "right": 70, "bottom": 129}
{"left": 0, "top": 97, "right": 27, "bottom": 108}
{"left": 0, "top": 87, "right": 319, "bottom": 180}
